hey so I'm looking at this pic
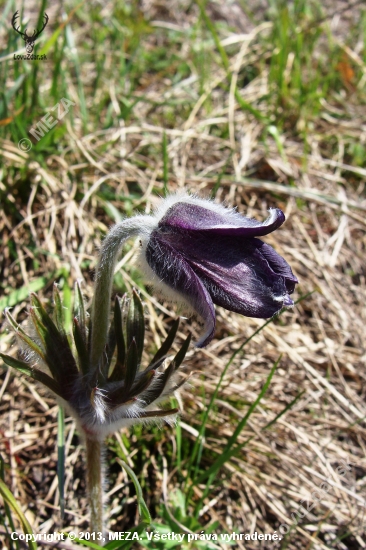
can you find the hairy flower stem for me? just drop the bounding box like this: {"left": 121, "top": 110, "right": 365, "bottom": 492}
{"left": 90, "top": 216, "right": 154, "bottom": 371}
{"left": 86, "top": 437, "right": 104, "bottom": 534}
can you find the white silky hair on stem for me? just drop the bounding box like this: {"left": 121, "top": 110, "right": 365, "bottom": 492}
{"left": 90, "top": 192, "right": 209, "bottom": 370}
{"left": 90, "top": 215, "right": 155, "bottom": 371}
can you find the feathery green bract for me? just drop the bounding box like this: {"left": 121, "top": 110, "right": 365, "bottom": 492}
{"left": 148, "top": 318, "right": 180, "bottom": 368}
{"left": 104, "top": 291, "right": 191, "bottom": 407}
{"left": 74, "top": 281, "right": 87, "bottom": 346}
{"left": 171, "top": 333, "right": 191, "bottom": 371}
{"left": 109, "top": 295, "right": 126, "bottom": 382}
{"left": 139, "top": 408, "right": 179, "bottom": 419}
{"left": 154, "top": 361, "right": 175, "bottom": 399}
{"left": 73, "top": 317, "right": 90, "bottom": 375}
{"left": 5, "top": 308, "right": 47, "bottom": 364}
{"left": 128, "top": 370, "right": 156, "bottom": 400}
{"left": 53, "top": 284, "right": 65, "bottom": 333}
{"left": 2, "top": 286, "right": 190, "bottom": 427}
{"left": 1, "top": 284, "right": 191, "bottom": 449}
{"left": 126, "top": 289, "right": 145, "bottom": 365}
{"left": 124, "top": 338, "right": 140, "bottom": 398}
{"left": 105, "top": 318, "right": 117, "bottom": 376}
{"left": 28, "top": 307, "right": 60, "bottom": 381}
{"left": 0, "top": 353, "right": 63, "bottom": 398}
{"left": 30, "top": 293, "right": 79, "bottom": 388}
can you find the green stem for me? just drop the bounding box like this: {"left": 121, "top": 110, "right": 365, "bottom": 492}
{"left": 90, "top": 216, "right": 154, "bottom": 371}
{"left": 86, "top": 437, "right": 104, "bottom": 534}
{"left": 57, "top": 406, "right": 65, "bottom": 521}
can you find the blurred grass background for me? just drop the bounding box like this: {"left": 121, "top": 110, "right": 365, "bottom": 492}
{"left": 0, "top": 0, "right": 366, "bottom": 548}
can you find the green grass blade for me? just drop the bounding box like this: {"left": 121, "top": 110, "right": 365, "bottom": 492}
{"left": 60, "top": 536, "right": 105, "bottom": 549}
{"left": 0, "top": 452, "right": 19, "bottom": 550}
{"left": 263, "top": 389, "right": 306, "bottom": 431}
{"left": 64, "top": 18, "right": 88, "bottom": 130}
{"left": 162, "top": 131, "right": 168, "bottom": 196}
{"left": 194, "top": 384, "right": 307, "bottom": 517}
{"left": 185, "top": 314, "right": 281, "bottom": 489}
{"left": 38, "top": 2, "right": 85, "bottom": 57}
{"left": 224, "top": 356, "right": 280, "bottom": 451}
{"left": 196, "top": 0, "right": 229, "bottom": 70}
{"left": 186, "top": 292, "right": 313, "bottom": 488}
{"left": 196, "top": 0, "right": 267, "bottom": 123}
{"left": 0, "top": 479, "right": 37, "bottom": 550}
{"left": 117, "top": 460, "right": 151, "bottom": 524}
{"left": 175, "top": 412, "right": 182, "bottom": 471}
{"left": 194, "top": 356, "right": 281, "bottom": 486}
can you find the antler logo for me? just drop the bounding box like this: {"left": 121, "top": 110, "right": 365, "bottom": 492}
{"left": 11, "top": 11, "right": 49, "bottom": 54}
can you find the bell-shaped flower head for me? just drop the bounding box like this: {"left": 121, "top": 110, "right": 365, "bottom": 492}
{"left": 91, "top": 193, "right": 298, "bottom": 368}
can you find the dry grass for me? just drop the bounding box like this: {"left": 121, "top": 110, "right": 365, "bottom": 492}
{"left": 1, "top": 1, "right": 366, "bottom": 549}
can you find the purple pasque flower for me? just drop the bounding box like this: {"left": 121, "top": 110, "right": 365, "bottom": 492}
{"left": 90, "top": 192, "right": 297, "bottom": 368}
{"left": 137, "top": 194, "right": 298, "bottom": 348}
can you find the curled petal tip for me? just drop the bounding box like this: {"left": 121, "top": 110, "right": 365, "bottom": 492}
{"left": 283, "top": 295, "right": 295, "bottom": 307}
{"left": 194, "top": 320, "right": 216, "bottom": 348}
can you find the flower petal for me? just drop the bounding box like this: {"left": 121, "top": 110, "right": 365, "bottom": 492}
{"left": 254, "top": 241, "right": 298, "bottom": 293}
{"left": 159, "top": 202, "right": 285, "bottom": 237}
{"left": 163, "top": 232, "right": 295, "bottom": 318}
{"left": 145, "top": 231, "right": 216, "bottom": 347}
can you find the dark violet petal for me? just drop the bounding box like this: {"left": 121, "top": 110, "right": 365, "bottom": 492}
{"left": 253, "top": 241, "right": 298, "bottom": 294}
{"left": 255, "top": 241, "right": 298, "bottom": 282}
{"left": 165, "top": 232, "right": 294, "bottom": 318}
{"left": 146, "top": 197, "right": 298, "bottom": 346}
{"left": 191, "top": 257, "right": 288, "bottom": 318}
{"left": 146, "top": 232, "right": 216, "bottom": 347}
{"left": 159, "top": 202, "right": 226, "bottom": 230}
{"left": 159, "top": 202, "right": 285, "bottom": 237}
